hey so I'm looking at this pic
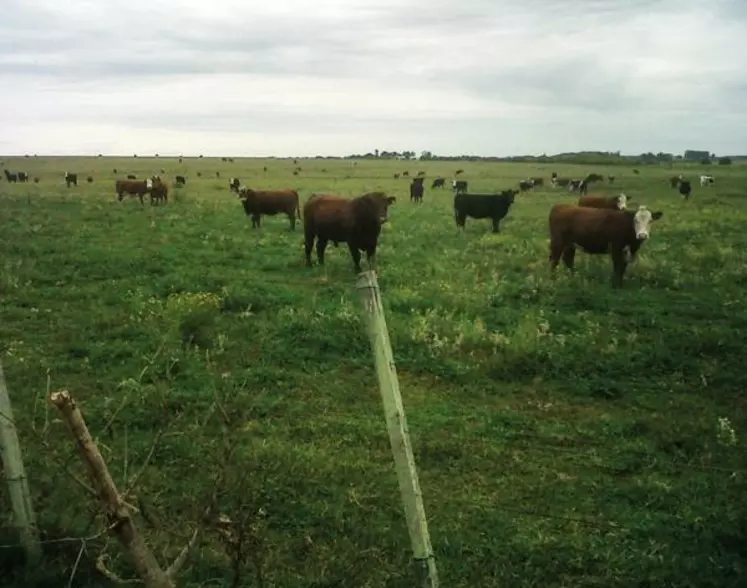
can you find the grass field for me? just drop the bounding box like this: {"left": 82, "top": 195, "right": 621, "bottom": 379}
{"left": 1, "top": 155, "right": 746, "bottom": 587}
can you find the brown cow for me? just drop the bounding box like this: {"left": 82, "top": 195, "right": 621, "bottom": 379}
{"left": 239, "top": 188, "right": 300, "bottom": 229}
{"left": 303, "top": 191, "right": 396, "bottom": 272}
{"left": 548, "top": 203, "right": 663, "bottom": 287}
{"left": 149, "top": 177, "right": 168, "bottom": 205}
{"left": 578, "top": 193, "right": 627, "bottom": 210}
{"left": 115, "top": 178, "right": 154, "bottom": 205}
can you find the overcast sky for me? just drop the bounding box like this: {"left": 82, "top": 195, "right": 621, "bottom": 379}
{"left": 0, "top": 0, "right": 744, "bottom": 157}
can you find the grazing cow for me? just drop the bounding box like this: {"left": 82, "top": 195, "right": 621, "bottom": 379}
{"left": 64, "top": 172, "right": 78, "bottom": 187}
{"left": 303, "top": 191, "right": 396, "bottom": 272}
{"left": 293, "top": 170, "right": 299, "bottom": 176}
{"left": 216, "top": 171, "right": 221, "bottom": 178}
{"left": 568, "top": 179, "right": 583, "bottom": 192}
{"left": 149, "top": 177, "right": 168, "bottom": 205}
{"left": 175, "top": 175, "right": 186, "bottom": 185}
{"left": 700, "top": 174, "right": 715, "bottom": 187}
{"left": 393, "top": 173, "right": 400, "bottom": 179}
{"left": 548, "top": 203, "right": 663, "bottom": 287}
{"left": 127, "top": 174, "right": 137, "bottom": 180}
{"left": 679, "top": 180, "right": 692, "bottom": 200}
{"left": 608, "top": 176, "right": 615, "bottom": 184}
{"left": 229, "top": 177, "right": 241, "bottom": 193}
{"left": 410, "top": 177, "right": 425, "bottom": 203}
{"left": 454, "top": 190, "right": 518, "bottom": 233}
{"left": 18, "top": 172, "right": 29, "bottom": 182}
{"left": 86, "top": 176, "right": 93, "bottom": 183}
{"left": 263, "top": 166, "right": 268, "bottom": 172}
{"left": 113, "top": 168, "right": 118, "bottom": 174}
{"left": 115, "top": 178, "right": 154, "bottom": 205}
{"left": 578, "top": 193, "right": 627, "bottom": 210}
{"left": 33, "top": 177, "right": 40, "bottom": 183}
{"left": 402, "top": 171, "right": 409, "bottom": 177}
{"left": 519, "top": 180, "right": 534, "bottom": 192}
{"left": 3, "top": 170, "right": 18, "bottom": 182}
{"left": 633, "top": 169, "right": 640, "bottom": 174}
{"left": 455, "top": 169, "right": 464, "bottom": 175}
{"left": 417, "top": 171, "right": 425, "bottom": 177}
{"left": 669, "top": 175, "right": 681, "bottom": 188}
{"left": 531, "top": 177, "right": 544, "bottom": 187}
{"left": 431, "top": 177, "right": 445, "bottom": 188}
{"left": 197, "top": 172, "right": 202, "bottom": 178}
{"left": 586, "top": 173, "right": 604, "bottom": 183}
{"left": 452, "top": 179, "right": 468, "bottom": 194}
{"left": 239, "top": 188, "right": 301, "bottom": 230}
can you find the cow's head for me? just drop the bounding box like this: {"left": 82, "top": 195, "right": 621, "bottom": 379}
{"left": 145, "top": 178, "right": 153, "bottom": 190}
{"left": 633, "top": 205, "right": 663, "bottom": 240}
{"left": 361, "top": 192, "right": 396, "bottom": 224}
{"left": 64, "top": 172, "right": 68, "bottom": 179}
{"left": 502, "top": 189, "right": 519, "bottom": 203}
{"left": 616, "top": 193, "right": 628, "bottom": 210}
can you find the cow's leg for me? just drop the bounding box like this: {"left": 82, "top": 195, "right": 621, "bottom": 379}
{"left": 304, "top": 232, "right": 315, "bottom": 267}
{"left": 491, "top": 218, "right": 500, "bottom": 233}
{"left": 288, "top": 213, "right": 295, "bottom": 231}
{"left": 455, "top": 212, "right": 466, "bottom": 229}
{"left": 610, "top": 249, "right": 628, "bottom": 288}
{"left": 348, "top": 244, "right": 363, "bottom": 273}
{"left": 316, "top": 238, "right": 328, "bottom": 265}
{"left": 562, "top": 245, "right": 576, "bottom": 272}
{"left": 252, "top": 214, "right": 261, "bottom": 229}
{"left": 549, "top": 240, "right": 564, "bottom": 279}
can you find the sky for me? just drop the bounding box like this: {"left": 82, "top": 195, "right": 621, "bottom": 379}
{"left": 0, "top": 0, "right": 745, "bottom": 158}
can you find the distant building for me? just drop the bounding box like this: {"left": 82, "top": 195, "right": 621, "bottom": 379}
{"left": 684, "top": 150, "right": 710, "bottom": 161}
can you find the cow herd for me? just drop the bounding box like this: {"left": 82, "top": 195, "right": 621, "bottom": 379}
{"left": 4, "top": 163, "right": 720, "bottom": 288}
{"left": 223, "top": 170, "right": 674, "bottom": 288}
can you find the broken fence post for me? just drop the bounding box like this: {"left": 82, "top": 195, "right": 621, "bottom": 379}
{"left": 356, "top": 270, "right": 439, "bottom": 588}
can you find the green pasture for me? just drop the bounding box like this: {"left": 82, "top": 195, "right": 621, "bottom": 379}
{"left": 1, "top": 155, "right": 745, "bottom": 587}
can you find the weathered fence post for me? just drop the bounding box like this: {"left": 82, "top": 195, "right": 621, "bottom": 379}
{"left": 356, "top": 270, "right": 439, "bottom": 588}
{"left": 0, "top": 361, "right": 42, "bottom": 565}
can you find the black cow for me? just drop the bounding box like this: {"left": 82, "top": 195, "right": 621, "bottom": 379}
{"left": 679, "top": 180, "right": 692, "bottom": 200}
{"left": 410, "top": 177, "right": 425, "bottom": 203}
{"left": 3, "top": 170, "right": 17, "bottom": 183}
{"left": 431, "top": 177, "right": 445, "bottom": 188}
{"left": 18, "top": 172, "right": 29, "bottom": 183}
{"left": 455, "top": 169, "right": 464, "bottom": 175}
{"left": 229, "top": 177, "right": 241, "bottom": 193}
{"left": 175, "top": 175, "right": 186, "bottom": 185}
{"left": 454, "top": 190, "right": 518, "bottom": 233}
{"left": 452, "top": 179, "right": 468, "bottom": 194}
{"left": 568, "top": 179, "right": 583, "bottom": 192}
{"left": 65, "top": 172, "right": 78, "bottom": 187}
{"left": 608, "top": 176, "right": 615, "bottom": 184}
{"left": 86, "top": 176, "right": 93, "bottom": 183}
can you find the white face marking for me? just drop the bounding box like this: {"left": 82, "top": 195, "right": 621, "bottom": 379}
{"left": 146, "top": 178, "right": 153, "bottom": 189}
{"left": 617, "top": 193, "right": 627, "bottom": 210}
{"left": 65, "top": 172, "right": 68, "bottom": 178}
{"left": 633, "top": 206, "right": 654, "bottom": 240}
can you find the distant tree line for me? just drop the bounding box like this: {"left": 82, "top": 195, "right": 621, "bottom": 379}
{"left": 342, "top": 149, "right": 743, "bottom": 166}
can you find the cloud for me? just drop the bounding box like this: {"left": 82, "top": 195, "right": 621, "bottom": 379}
{"left": 0, "top": 0, "right": 745, "bottom": 156}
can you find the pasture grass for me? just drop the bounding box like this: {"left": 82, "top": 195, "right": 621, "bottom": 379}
{"left": 1, "top": 155, "right": 746, "bottom": 587}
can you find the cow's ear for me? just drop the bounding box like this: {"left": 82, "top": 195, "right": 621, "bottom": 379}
{"left": 652, "top": 211, "right": 663, "bottom": 220}
{"left": 387, "top": 196, "right": 396, "bottom": 204}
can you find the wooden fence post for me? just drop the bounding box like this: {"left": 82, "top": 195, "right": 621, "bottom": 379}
{"left": 356, "top": 270, "right": 439, "bottom": 588}
{"left": 0, "top": 361, "right": 42, "bottom": 565}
